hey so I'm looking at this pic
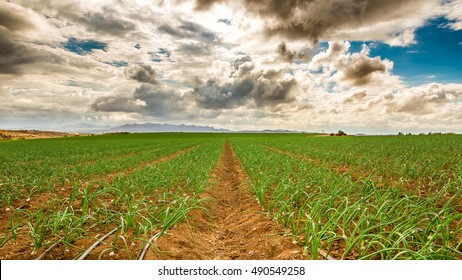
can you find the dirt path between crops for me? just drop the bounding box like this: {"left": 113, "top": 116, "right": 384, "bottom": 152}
{"left": 0, "top": 145, "right": 201, "bottom": 260}
{"left": 146, "top": 141, "right": 305, "bottom": 260}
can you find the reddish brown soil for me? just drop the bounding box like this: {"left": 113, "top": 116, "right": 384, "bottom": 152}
{"left": 145, "top": 141, "right": 305, "bottom": 260}
{"left": 0, "top": 145, "right": 200, "bottom": 260}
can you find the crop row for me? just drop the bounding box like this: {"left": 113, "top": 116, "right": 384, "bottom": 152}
{"left": 0, "top": 134, "right": 224, "bottom": 259}
{"left": 0, "top": 135, "right": 208, "bottom": 207}
{"left": 231, "top": 135, "right": 462, "bottom": 260}
{"left": 243, "top": 134, "right": 462, "bottom": 193}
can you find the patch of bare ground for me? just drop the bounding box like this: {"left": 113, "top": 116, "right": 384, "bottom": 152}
{"left": 0, "top": 129, "right": 82, "bottom": 140}
{"left": 145, "top": 141, "right": 305, "bottom": 260}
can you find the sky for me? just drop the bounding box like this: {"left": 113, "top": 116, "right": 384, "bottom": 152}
{"left": 1, "top": 0, "right": 462, "bottom": 134}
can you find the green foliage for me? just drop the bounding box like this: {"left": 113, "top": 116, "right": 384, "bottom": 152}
{"left": 1, "top": 133, "right": 461, "bottom": 259}
{"left": 231, "top": 134, "right": 462, "bottom": 260}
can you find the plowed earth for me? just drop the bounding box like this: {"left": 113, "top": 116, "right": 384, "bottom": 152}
{"left": 0, "top": 141, "right": 306, "bottom": 260}
{"left": 146, "top": 141, "right": 305, "bottom": 260}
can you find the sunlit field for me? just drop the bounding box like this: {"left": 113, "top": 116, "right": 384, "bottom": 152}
{"left": 0, "top": 133, "right": 461, "bottom": 260}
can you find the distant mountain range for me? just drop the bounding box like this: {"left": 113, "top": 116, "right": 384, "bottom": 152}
{"left": 109, "top": 123, "right": 230, "bottom": 133}
{"left": 60, "top": 122, "right": 304, "bottom": 134}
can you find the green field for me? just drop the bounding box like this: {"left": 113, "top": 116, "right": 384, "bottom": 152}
{"left": 0, "top": 133, "right": 461, "bottom": 259}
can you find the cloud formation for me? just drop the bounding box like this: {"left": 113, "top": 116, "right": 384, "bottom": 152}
{"left": 1, "top": 0, "right": 461, "bottom": 133}
{"left": 91, "top": 84, "right": 193, "bottom": 119}
{"left": 124, "top": 64, "right": 159, "bottom": 84}
{"left": 193, "top": 57, "right": 298, "bottom": 109}
{"left": 383, "top": 84, "right": 459, "bottom": 115}
{"left": 341, "top": 56, "right": 387, "bottom": 86}
{"left": 309, "top": 41, "right": 393, "bottom": 87}
{"left": 0, "top": 4, "right": 35, "bottom": 31}
{"left": 276, "top": 42, "right": 311, "bottom": 63}
{"left": 441, "top": 0, "right": 462, "bottom": 30}
{"left": 74, "top": 9, "right": 136, "bottom": 37}
{"left": 193, "top": 0, "right": 439, "bottom": 45}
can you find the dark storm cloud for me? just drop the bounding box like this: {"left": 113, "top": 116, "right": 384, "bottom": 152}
{"left": 193, "top": 0, "right": 424, "bottom": 42}
{"left": 0, "top": 4, "right": 39, "bottom": 74}
{"left": 124, "top": 64, "right": 159, "bottom": 84}
{"left": 0, "top": 6, "right": 64, "bottom": 76}
{"left": 193, "top": 57, "right": 297, "bottom": 109}
{"left": 341, "top": 56, "right": 386, "bottom": 86}
{"left": 0, "top": 33, "right": 42, "bottom": 74}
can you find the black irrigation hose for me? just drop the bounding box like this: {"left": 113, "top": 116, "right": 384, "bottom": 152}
{"left": 78, "top": 226, "right": 119, "bottom": 260}
{"left": 137, "top": 231, "right": 162, "bottom": 260}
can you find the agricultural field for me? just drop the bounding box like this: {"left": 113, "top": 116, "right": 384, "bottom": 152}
{"left": 0, "top": 133, "right": 461, "bottom": 260}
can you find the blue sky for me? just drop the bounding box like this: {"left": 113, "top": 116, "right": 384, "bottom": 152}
{"left": 0, "top": 0, "right": 461, "bottom": 134}
{"left": 368, "top": 17, "right": 462, "bottom": 85}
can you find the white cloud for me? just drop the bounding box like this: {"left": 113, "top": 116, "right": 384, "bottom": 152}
{"left": 0, "top": 0, "right": 460, "bottom": 133}
{"left": 441, "top": 0, "right": 462, "bottom": 30}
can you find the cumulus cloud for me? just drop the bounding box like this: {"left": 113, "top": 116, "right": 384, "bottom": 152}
{"left": 193, "top": 56, "right": 298, "bottom": 109}
{"left": 124, "top": 64, "right": 159, "bottom": 84}
{"left": 310, "top": 41, "right": 392, "bottom": 87}
{"left": 341, "top": 56, "right": 387, "bottom": 86}
{"left": 192, "top": 0, "right": 439, "bottom": 45}
{"left": 276, "top": 42, "right": 310, "bottom": 63}
{"left": 343, "top": 91, "right": 367, "bottom": 103}
{"left": 363, "top": 83, "right": 460, "bottom": 115}
{"left": 390, "top": 84, "right": 457, "bottom": 115}
{"left": 2, "top": 0, "right": 461, "bottom": 133}
{"left": 91, "top": 84, "right": 188, "bottom": 118}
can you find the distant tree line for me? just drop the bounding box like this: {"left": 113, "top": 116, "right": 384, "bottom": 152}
{"left": 397, "top": 132, "right": 455, "bottom": 136}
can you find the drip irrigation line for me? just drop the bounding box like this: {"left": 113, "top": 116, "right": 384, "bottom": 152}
{"left": 137, "top": 231, "right": 162, "bottom": 260}
{"left": 36, "top": 242, "right": 58, "bottom": 260}
{"left": 317, "top": 248, "right": 335, "bottom": 260}
{"left": 78, "top": 226, "right": 119, "bottom": 260}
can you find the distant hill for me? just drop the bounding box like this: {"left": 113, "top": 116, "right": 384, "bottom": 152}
{"left": 56, "top": 122, "right": 310, "bottom": 134}
{"left": 59, "top": 123, "right": 112, "bottom": 133}
{"left": 109, "top": 123, "right": 231, "bottom": 133}
{"left": 238, "top": 129, "right": 302, "bottom": 133}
